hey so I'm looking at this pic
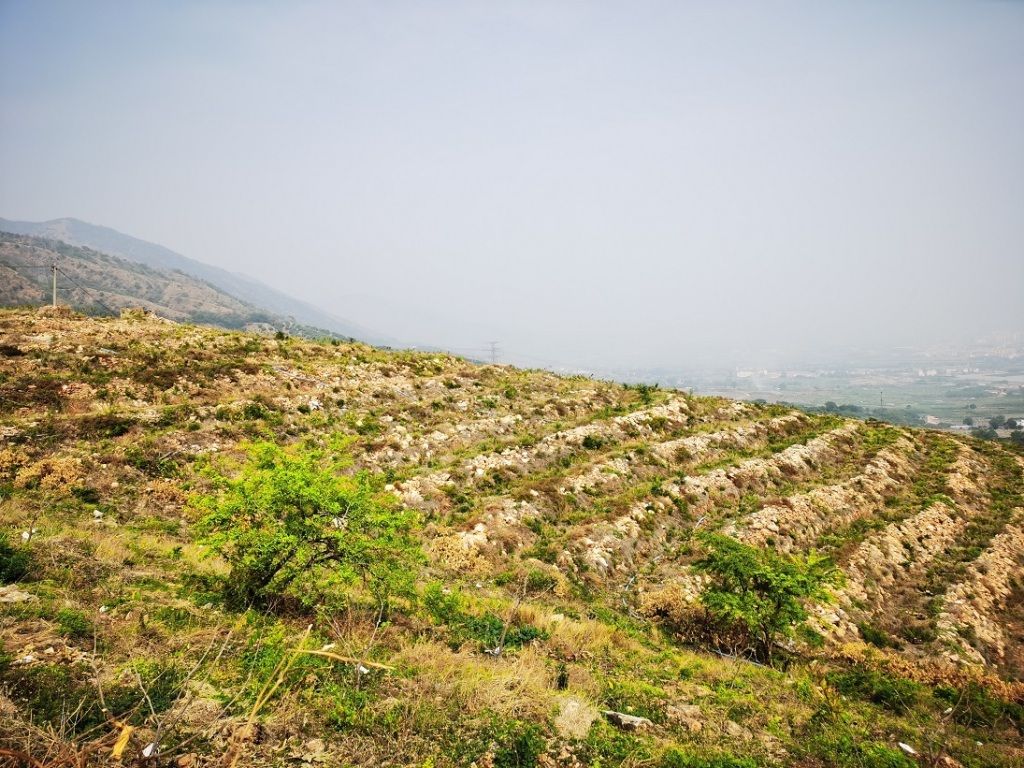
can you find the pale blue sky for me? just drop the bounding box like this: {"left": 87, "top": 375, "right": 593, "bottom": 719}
{"left": 1, "top": 1, "right": 1022, "bottom": 365}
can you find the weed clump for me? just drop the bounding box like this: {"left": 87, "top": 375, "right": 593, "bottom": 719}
{"left": 0, "top": 533, "right": 31, "bottom": 583}
{"left": 827, "top": 665, "right": 919, "bottom": 713}
{"left": 54, "top": 607, "right": 93, "bottom": 640}
{"left": 423, "top": 583, "right": 546, "bottom": 651}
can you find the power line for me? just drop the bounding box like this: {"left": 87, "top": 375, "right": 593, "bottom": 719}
{"left": 0, "top": 261, "right": 52, "bottom": 269}
{"left": 2, "top": 254, "right": 117, "bottom": 315}
{"left": 54, "top": 266, "right": 119, "bottom": 315}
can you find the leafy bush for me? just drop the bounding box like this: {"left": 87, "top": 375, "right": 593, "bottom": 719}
{"left": 827, "top": 665, "right": 919, "bottom": 713}
{"left": 1, "top": 660, "right": 182, "bottom": 734}
{"left": 857, "top": 621, "right": 902, "bottom": 650}
{"left": 899, "top": 621, "right": 936, "bottom": 645}
{"left": 693, "top": 534, "right": 841, "bottom": 664}
{"left": 490, "top": 719, "right": 546, "bottom": 768}
{"left": 423, "top": 583, "right": 546, "bottom": 650}
{"left": 625, "top": 382, "right": 659, "bottom": 405}
{"left": 55, "top": 607, "right": 93, "bottom": 640}
{"left": 195, "top": 441, "right": 423, "bottom": 609}
{"left": 124, "top": 443, "right": 181, "bottom": 477}
{"left": 71, "top": 485, "right": 102, "bottom": 504}
{"left": 580, "top": 723, "right": 650, "bottom": 765}
{"left": 77, "top": 412, "right": 135, "bottom": 438}
{"left": 803, "top": 728, "right": 914, "bottom": 768}
{"left": 0, "top": 533, "right": 31, "bottom": 583}
{"left": 935, "top": 682, "right": 1024, "bottom": 730}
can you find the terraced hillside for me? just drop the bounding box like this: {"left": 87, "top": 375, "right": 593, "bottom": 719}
{"left": 0, "top": 308, "right": 1022, "bottom": 768}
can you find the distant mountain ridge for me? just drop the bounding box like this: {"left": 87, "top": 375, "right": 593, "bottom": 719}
{"left": 0, "top": 231, "right": 296, "bottom": 331}
{"left": 0, "top": 216, "right": 391, "bottom": 344}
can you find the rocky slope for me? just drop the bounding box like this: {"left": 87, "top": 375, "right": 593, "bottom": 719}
{"left": 0, "top": 308, "right": 1022, "bottom": 768}
{"left": 0, "top": 232, "right": 284, "bottom": 331}
{"left": 0, "top": 218, "right": 385, "bottom": 343}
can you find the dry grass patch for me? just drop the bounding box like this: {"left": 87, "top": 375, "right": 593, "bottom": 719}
{"left": 393, "top": 641, "right": 556, "bottom": 723}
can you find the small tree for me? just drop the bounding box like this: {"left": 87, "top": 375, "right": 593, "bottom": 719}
{"left": 694, "top": 534, "right": 841, "bottom": 664}
{"left": 195, "top": 441, "right": 423, "bottom": 610}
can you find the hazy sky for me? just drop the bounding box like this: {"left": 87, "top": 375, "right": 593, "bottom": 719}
{"left": 1, "top": 1, "right": 1022, "bottom": 368}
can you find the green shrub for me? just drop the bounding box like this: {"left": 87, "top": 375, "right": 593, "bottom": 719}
{"left": 423, "top": 583, "right": 546, "bottom": 651}
{"left": 801, "top": 725, "right": 915, "bottom": 768}
{"left": 796, "top": 624, "right": 825, "bottom": 648}
{"left": 490, "top": 719, "right": 545, "bottom": 768}
{"left": 521, "top": 539, "right": 559, "bottom": 564}
{"left": 321, "top": 681, "right": 372, "bottom": 729}
{"left": 117, "top": 659, "right": 185, "bottom": 714}
{"left": 2, "top": 660, "right": 182, "bottom": 734}
{"left": 71, "top": 486, "right": 102, "bottom": 504}
{"left": 124, "top": 442, "right": 181, "bottom": 477}
{"left": 0, "top": 533, "right": 31, "bottom": 583}
{"left": 827, "top": 665, "right": 919, "bottom": 713}
{"left": 241, "top": 400, "right": 271, "bottom": 420}
{"left": 152, "top": 605, "right": 197, "bottom": 631}
{"left": 2, "top": 663, "right": 104, "bottom": 732}
{"left": 935, "top": 682, "right": 1024, "bottom": 729}
{"left": 54, "top": 607, "right": 93, "bottom": 640}
{"left": 78, "top": 412, "right": 135, "bottom": 438}
{"left": 857, "top": 621, "right": 902, "bottom": 650}
{"left": 195, "top": 441, "right": 423, "bottom": 609}
{"left": 693, "top": 534, "right": 841, "bottom": 664}
{"left": 627, "top": 382, "right": 659, "bottom": 405}
{"left": 580, "top": 722, "right": 650, "bottom": 764}
{"left": 899, "top": 621, "right": 936, "bottom": 645}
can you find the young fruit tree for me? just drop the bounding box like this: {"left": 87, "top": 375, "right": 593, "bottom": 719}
{"left": 195, "top": 441, "right": 423, "bottom": 610}
{"left": 694, "top": 533, "right": 841, "bottom": 665}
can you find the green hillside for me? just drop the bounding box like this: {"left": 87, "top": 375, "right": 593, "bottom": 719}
{"left": 0, "top": 309, "right": 1021, "bottom": 767}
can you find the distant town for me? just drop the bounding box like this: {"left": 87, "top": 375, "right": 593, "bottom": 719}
{"left": 587, "top": 333, "right": 1024, "bottom": 440}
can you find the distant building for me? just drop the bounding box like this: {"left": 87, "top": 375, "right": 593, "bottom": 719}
{"left": 923, "top": 415, "right": 941, "bottom": 426}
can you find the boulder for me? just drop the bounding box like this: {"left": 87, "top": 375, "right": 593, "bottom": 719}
{"left": 667, "top": 703, "right": 703, "bottom": 732}
{"left": 602, "top": 710, "right": 653, "bottom": 731}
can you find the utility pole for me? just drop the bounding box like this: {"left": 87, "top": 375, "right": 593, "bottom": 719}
{"left": 51, "top": 264, "right": 57, "bottom": 307}
{"left": 487, "top": 341, "right": 500, "bottom": 365}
